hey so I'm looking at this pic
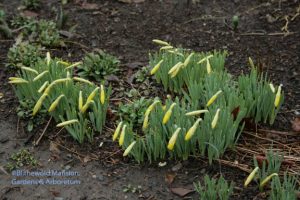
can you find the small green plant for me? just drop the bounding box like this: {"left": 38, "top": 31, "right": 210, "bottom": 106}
{"left": 7, "top": 41, "right": 43, "bottom": 68}
{"left": 123, "top": 184, "right": 142, "bottom": 194}
{"left": 6, "top": 149, "right": 38, "bottom": 171}
{"left": 118, "top": 97, "right": 152, "bottom": 128}
{"left": 269, "top": 173, "right": 298, "bottom": 200}
{"left": 232, "top": 15, "right": 239, "bottom": 30}
{"left": 22, "top": 0, "right": 40, "bottom": 10}
{"left": 78, "top": 50, "right": 120, "bottom": 82}
{"left": 0, "top": 9, "right": 12, "bottom": 38}
{"left": 194, "top": 175, "right": 234, "bottom": 200}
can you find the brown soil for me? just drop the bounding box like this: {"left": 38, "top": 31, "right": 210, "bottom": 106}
{"left": 0, "top": 0, "right": 299, "bottom": 200}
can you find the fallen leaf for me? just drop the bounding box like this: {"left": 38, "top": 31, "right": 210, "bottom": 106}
{"left": 83, "top": 155, "right": 91, "bottom": 163}
{"left": 165, "top": 173, "right": 176, "bottom": 185}
{"left": 170, "top": 187, "right": 194, "bottom": 197}
{"left": 292, "top": 117, "right": 300, "bottom": 132}
{"left": 171, "top": 162, "right": 182, "bottom": 172}
{"left": 81, "top": 3, "right": 99, "bottom": 10}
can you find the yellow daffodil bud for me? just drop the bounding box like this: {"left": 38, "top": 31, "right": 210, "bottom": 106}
{"left": 8, "top": 77, "right": 20, "bottom": 81}
{"left": 100, "top": 85, "right": 105, "bottom": 104}
{"left": 48, "top": 94, "right": 65, "bottom": 112}
{"left": 150, "top": 59, "right": 164, "bottom": 75}
{"left": 8, "top": 78, "right": 29, "bottom": 84}
{"left": 65, "top": 62, "right": 82, "bottom": 70}
{"left": 32, "top": 93, "right": 48, "bottom": 116}
{"left": 56, "top": 60, "right": 70, "bottom": 66}
{"left": 123, "top": 141, "right": 136, "bottom": 156}
{"left": 56, "top": 119, "right": 79, "bottom": 127}
{"left": 78, "top": 91, "right": 83, "bottom": 111}
{"left": 185, "top": 109, "right": 209, "bottom": 116}
{"left": 269, "top": 83, "right": 275, "bottom": 93}
{"left": 44, "top": 78, "right": 72, "bottom": 95}
{"left": 274, "top": 84, "right": 282, "bottom": 108}
{"left": 145, "top": 100, "right": 160, "bottom": 116}
{"left": 259, "top": 173, "right": 278, "bottom": 190}
{"left": 113, "top": 122, "right": 123, "bottom": 141}
{"left": 46, "top": 52, "right": 51, "bottom": 66}
{"left": 119, "top": 125, "right": 127, "bottom": 146}
{"left": 169, "top": 62, "right": 184, "bottom": 78}
{"left": 244, "top": 167, "right": 259, "bottom": 187}
{"left": 185, "top": 118, "right": 202, "bottom": 141}
{"left": 142, "top": 114, "right": 149, "bottom": 131}
{"left": 21, "top": 66, "right": 38, "bottom": 75}
{"left": 206, "top": 90, "right": 222, "bottom": 107}
{"left": 198, "top": 55, "right": 213, "bottom": 64}
{"left": 162, "top": 105, "right": 167, "bottom": 111}
{"left": 163, "top": 103, "right": 176, "bottom": 124}
{"left": 206, "top": 59, "right": 212, "bottom": 74}
{"left": 167, "top": 127, "right": 181, "bottom": 151}
{"left": 152, "top": 39, "right": 170, "bottom": 46}
{"left": 211, "top": 108, "right": 220, "bottom": 129}
{"left": 248, "top": 57, "right": 255, "bottom": 69}
{"left": 73, "top": 77, "right": 93, "bottom": 85}
{"left": 38, "top": 81, "right": 49, "bottom": 93}
{"left": 183, "top": 53, "right": 194, "bottom": 68}
{"left": 87, "top": 87, "right": 99, "bottom": 102}
{"left": 80, "top": 100, "right": 94, "bottom": 113}
{"left": 33, "top": 70, "right": 49, "bottom": 82}
{"left": 167, "top": 50, "right": 184, "bottom": 57}
{"left": 160, "top": 46, "right": 173, "bottom": 51}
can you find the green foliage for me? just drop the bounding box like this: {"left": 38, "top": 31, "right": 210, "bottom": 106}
{"left": 269, "top": 173, "right": 298, "bottom": 200}
{"left": 78, "top": 50, "right": 120, "bottom": 82}
{"left": 232, "top": 15, "right": 239, "bottom": 30}
{"left": 7, "top": 41, "right": 43, "bottom": 68}
{"left": 0, "top": 9, "right": 12, "bottom": 38}
{"left": 6, "top": 149, "right": 37, "bottom": 171}
{"left": 194, "top": 175, "right": 234, "bottom": 200}
{"left": 22, "top": 0, "right": 40, "bottom": 10}
{"left": 118, "top": 97, "right": 152, "bottom": 128}
{"left": 10, "top": 53, "right": 111, "bottom": 143}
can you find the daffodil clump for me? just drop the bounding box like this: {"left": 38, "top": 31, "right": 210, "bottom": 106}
{"left": 9, "top": 52, "right": 111, "bottom": 143}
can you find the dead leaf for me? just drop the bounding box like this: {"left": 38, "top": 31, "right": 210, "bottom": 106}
{"left": 170, "top": 187, "right": 194, "bottom": 197}
{"left": 50, "top": 141, "right": 61, "bottom": 155}
{"left": 22, "top": 10, "right": 39, "bottom": 18}
{"left": 83, "top": 155, "right": 92, "bottom": 163}
{"left": 292, "top": 117, "right": 300, "bottom": 132}
{"left": 165, "top": 173, "right": 176, "bottom": 185}
{"left": 118, "top": 0, "right": 145, "bottom": 3}
{"left": 81, "top": 3, "right": 99, "bottom": 10}
{"left": 171, "top": 163, "right": 182, "bottom": 172}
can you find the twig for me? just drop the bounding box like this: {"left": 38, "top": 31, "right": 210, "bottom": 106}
{"left": 34, "top": 117, "right": 52, "bottom": 146}
{"left": 240, "top": 32, "right": 296, "bottom": 36}
{"left": 217, "top": 159, "right": 251, "bottom": 173}
{"left": 257, "top": 129, "right": 300, "bottom": 137}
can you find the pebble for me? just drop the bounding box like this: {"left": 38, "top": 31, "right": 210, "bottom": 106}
{"left": 54, "top": 197, "right": 64, "bottom": 200}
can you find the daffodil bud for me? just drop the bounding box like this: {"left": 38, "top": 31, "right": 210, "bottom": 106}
{"left": 206, "top": 59, "right": 212, "bottom": 74}
{"left": 248, "top": 57, "right": 255, "bottom": 69}
{"left": 73, "top": 77, "right": 93, "bottom": 85}
{"left": 244, "top": 167, "right": 259, "bottom": 187}
{"left": 123, "top": 141, "right": 136, "bottom": 156}
{"left": 8, "top": 78, "right": 29, "bottom": 84}
{"left": 185, "top": 109, "right": 209, "bottom": 116}
{"left": 211, "top": 108, "right": 220, "bottom": 129}
{"left": 206, "top": 90, "right": 222, "bottom": 107}
{"left": 167, "top": 127, "right": 181, "bottom": 151}
{"left": 269, "top": 83, "right": 275, "bottom": 93}
{"left": 142, "top": 114, "right": 149, "bottom": 131}
{"left": 65, "top": 62, "right": 82, "bottom": 70}
{"left": 259, "top": 173, "right": 278, "bottom": 190}
{"left": 152, "top": 39, "right": 170, "bottom": 46}
{"left": 78, "top": 91, "right": 83, "bottom": 111}
{"left": 198, "top": 55, "right": 213, "bottom": 64}
{"left": 183, "top": 53, "right": 194, "bottom": 68}
{"left": 168, "top": 62, "right": 183, "bottom": 78}
{"left": 87, "top": 87, "right": 99, "bottom": 102}
{"left": 100, "top": 85, "right": 105, "bottom": 104}
{"left": 33, "top": 71, "right": 49, "bottom": 82}
{"left": 162, "top": 103, "right": 176, "bottom": 124}
{"left": 46, "top": 52, "right": 51, "bottom": 66}
{"left": 145, "top": 100, "right": 160, "bottom": 116}
{"left": 56, "top": 119, "right": 79, "bottom": 127}
{"left": 119, "top": 125, "right": 127, "bottom": 146}
{"left": 56, "top": 60, "right": 70, "bottom": 66}
{"left": 38, "top": 81, "right": 49, "bottom": 93}
{"left": 32, "top": 93, "right": 48, "bottom": 116}
{"left": 150, "top": 59, "right": 164, "bottom": 75}
{"left": 185, "top": 118, "right": 202, "bottom": 141}
{"left": 113, "top": 122, "right": 123, "bottom": 141}
{"left": 48, "top": 94, "right": 65, "bottom": 112}
{"left": 80, "top": 100, "right": 94, "bottom": 113}
{"left": 274, "top": 84, "right": 282, "bottom": 108}
{"left": 160, "top": 46, "right": 173, "bottom": 51}
{"left": 21, "top": 66, "right": 38, "bottom": 75}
